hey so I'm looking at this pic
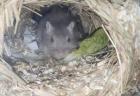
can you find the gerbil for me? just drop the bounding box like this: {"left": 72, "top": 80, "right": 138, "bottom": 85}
{"left": 37, "top": 5, "right": 85, "bottom": 59}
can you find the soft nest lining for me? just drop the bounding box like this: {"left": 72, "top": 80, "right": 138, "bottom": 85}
{"left": 0, "top": 0, "right": 139, "bottom": 96}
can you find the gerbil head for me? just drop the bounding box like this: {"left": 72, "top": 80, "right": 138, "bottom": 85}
{"left": 42, "top": 21, "right": 80, "bottom": 59}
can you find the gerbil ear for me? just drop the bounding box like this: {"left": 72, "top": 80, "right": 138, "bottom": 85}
{"left": 67, "top": 21, "right": 75, "bottom": 34}
{"left": 46, "top": 21, "right": 53, "bottom": 34}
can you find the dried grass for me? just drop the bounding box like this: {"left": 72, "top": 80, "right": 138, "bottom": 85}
{"left": 0, "top": 0, "right": 139, "bottom": 96}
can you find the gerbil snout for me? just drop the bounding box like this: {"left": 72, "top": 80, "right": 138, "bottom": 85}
{"left": 50, "top": 46, "right": 79, "bottom": 60}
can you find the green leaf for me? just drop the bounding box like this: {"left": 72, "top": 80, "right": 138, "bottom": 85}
{"left": 64, "top": 28, "right": 109, "bottom": 61}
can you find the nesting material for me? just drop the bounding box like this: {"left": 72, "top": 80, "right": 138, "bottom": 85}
{"left": 0, "top": 0, "right": 139, "bottom": 96}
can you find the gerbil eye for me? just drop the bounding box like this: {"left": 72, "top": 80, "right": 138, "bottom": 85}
{"left": 50, "top": 37, "right": 54, "bottom": 43}
{"left": 67, "top": 37, "right": 71, "bottom": 42}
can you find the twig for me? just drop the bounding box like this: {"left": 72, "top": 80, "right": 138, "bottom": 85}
{"left": 23, "top": 5, "right": 42, "bottom": 17}
{"left": 102, "top": 24, "right": 123, "bottom": 92}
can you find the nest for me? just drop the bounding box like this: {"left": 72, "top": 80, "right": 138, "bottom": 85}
{"left": 0, "top": 0, "right": 139, "bottom": 96}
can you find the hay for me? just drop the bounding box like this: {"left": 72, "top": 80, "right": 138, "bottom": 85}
{"left": 0, "top": 0, "right": 139, "bottom": 96}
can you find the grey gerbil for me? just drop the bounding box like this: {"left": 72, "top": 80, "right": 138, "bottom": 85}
{"left": 37, "top": 5, "right": 85, "bottom": 59}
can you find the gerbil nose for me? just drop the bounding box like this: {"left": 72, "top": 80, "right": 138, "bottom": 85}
{"left": 75, "top": 45, "right": 80, "bottom": 49}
